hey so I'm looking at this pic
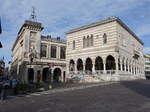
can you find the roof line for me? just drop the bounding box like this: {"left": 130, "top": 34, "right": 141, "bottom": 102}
{"left": 66, "top": 17, "right": 144, "bottom": 45}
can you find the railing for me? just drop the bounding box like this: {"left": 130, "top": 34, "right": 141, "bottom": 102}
{"left": 106, "top": 70, "right": 116, "bottom": 75}
{"left": 95, "top": 70, "right": 104, "bottom": 75}
{"left": 69, "top": 70, "right": 116, "bottom": 77}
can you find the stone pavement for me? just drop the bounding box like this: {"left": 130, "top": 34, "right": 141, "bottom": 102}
{"left": 1, "top": 80, "right": 150, "bottom": 112}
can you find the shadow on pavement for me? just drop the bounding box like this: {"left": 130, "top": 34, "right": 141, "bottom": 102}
{"left": 120, "top": 80, "right": 150, "bottom": 99}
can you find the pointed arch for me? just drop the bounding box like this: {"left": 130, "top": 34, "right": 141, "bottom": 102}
{"left": 91, "top": 34, "right": 93, "bottom": 46}
{"left": 106, "top": 55, "right": 116, "bottom": 70}
{"left": 103, "top": 33, "right": 107, "bottom": 44}
{"left": 85, "top": 57, "right": 92, "bottom": 72}
{"left": 95, "top": 56, "right": 103, "bottom": 70}
{"left": 83, "top": 36, "right": 86, "bottom": 48}
{"left": 77, "top": 58, "right": 83, "bottom": 71}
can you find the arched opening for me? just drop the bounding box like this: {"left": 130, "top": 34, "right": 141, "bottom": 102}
{"left": 95, "top": 56, "right": 103, "bottom": 70}
{"left": 77, "top": 58, "right": 83, "bottom": 71}
{"left": 122, "top": 58, "right": 125, "bottom": 71}
{"left": 118, "top": 58, "right": 121, "bottom": 70}
{"left": 53, "top": 68, "right": 61, "bottom": 83}
{"left": 106, "top": 55, "right": 116, "bottom": 70}
{"left": 69, "top": 60, "right": 75, "bottom": 71}
{"left": 126, "top": 60, "right": 128, "bottom": 71}
{"left": 129, "top": 63, "right": 131, "bottom": 72}
{"left": 28, "top": 68, "right": 34, "bottom": 83}
{"left": 85, "top": 58, "right": 92, "bottom": 72}
{"left": 63, "top": 71, "right": 66, "bottom": 82}
{"left": 42, "top": 68, "right": 49, "bottom": 82}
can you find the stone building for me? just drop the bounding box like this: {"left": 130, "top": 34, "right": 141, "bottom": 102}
{"left": 11, "top": 20, "right": 66, "bottom": 83}
{"left": 66, "top": 17, "right": 145, "bottom": 81}
{"left": 144, "top": 54, "right": 150, "bottom": 79}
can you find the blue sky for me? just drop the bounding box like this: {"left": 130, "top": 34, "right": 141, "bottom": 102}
{"left": 0, "top": 0, "right": 150, "bottom": 66}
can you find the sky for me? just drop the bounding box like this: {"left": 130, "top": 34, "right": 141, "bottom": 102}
{"left": 0, "top": 0, "right": 150, "bottom": 66}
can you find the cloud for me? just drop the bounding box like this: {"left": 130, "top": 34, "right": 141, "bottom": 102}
{"left": 0, "top": 0, "right": 150, "bottom": 66}
{"left": 144, "top": 47, "right": 150, "bottom": 54}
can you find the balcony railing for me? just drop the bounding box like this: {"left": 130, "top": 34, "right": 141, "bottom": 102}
{"left": 69, "top": 70, "right": 116, "bottom": 76}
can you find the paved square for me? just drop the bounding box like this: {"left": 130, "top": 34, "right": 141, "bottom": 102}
{"left": 1, "top": 80, "right": 150, "bottom": 112}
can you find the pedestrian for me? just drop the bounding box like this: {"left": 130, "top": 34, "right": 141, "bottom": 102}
{"left": 0, "top": 80, "right": 7, "bottom": 100}
{"left": 12, "top": 79, "right": 18, "bottom": 95}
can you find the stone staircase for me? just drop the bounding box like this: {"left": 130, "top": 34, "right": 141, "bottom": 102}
{"left": 79, "top": 75, "right": 103, "bottom": 83}
{"left": 68, "top": 74, "right": 104, "bottom": 83}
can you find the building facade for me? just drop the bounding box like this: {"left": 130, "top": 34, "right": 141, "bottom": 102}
{"left": 66, "top": 17, "right": 145, "bottom": 81}
{"left": 0, "top": 59, "right": 5, "bottom": 76}
{"left": 144, "top": 54, "right": 150, "bottom": 79}
{"left": 11, "top": 20, "right": 66, "bottom": 83}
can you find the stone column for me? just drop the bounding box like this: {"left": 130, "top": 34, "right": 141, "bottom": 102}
{"left": 92, "top": 61, "right": 95, "bottom": 74}
{"left": 74, "top": 62, "right": 77, "bottom": 74}
{"left": 83, "top": 62, "right": 86, "bottom": 74}
{"left": 128, "top": 62, "right": 130, "bottom": 73}
{"left": 133, "top": 64, "right": 135, "bottom": 75}
{"left": 57, "top": 46, "right": 60, "bottom": 59}
{"left": 103, "top": 62, "right": 106, "bottom": 74}
{"left": 33, "top": 68, "right": 37, "bottom": 83}
{"left": 51, "top": 68, "right": 54, "bottom": 83}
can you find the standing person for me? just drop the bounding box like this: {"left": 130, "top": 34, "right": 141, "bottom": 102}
{"left": 0, "top": 81, "right": 2, "bottom": 99}
{"left": 12, "top": 79, "right": 18, "bottom": 95}
{"left": 0, "top": 80, "right": 7, "bottom": 100}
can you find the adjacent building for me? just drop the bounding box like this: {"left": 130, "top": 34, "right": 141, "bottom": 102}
{"left": 11, "top": 20, "right": 66, "bottom": 83}
{"left": 144, "top": 54, "right": 150, "bottom": 79}
{"left": 66, "top": 17, "right": 145, "bottom": 81}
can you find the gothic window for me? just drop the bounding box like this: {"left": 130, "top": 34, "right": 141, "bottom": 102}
{"left": 103, "top": 33, "right": 107, "bottom": 44}
{"left": 73, "top": 40, "right": 75, "bottom": 50}
{"left": 40, "top": 44, "right": 47, "bottom": 58}
{"left": 60, "top": 46, "right": 66, "bottom": 59}
{"left": 83, "top": 35, "right": 94, "bottom": 48}
{"left": 87, "top": 35, "right": 90, "bottom": 47}
{"left": 83, "top": 36, "right": 86, "bottom": 48}
{"left": 51, "top": 45, "right": 57, "bottom": 58}
{"left": 91, "top": 34, "right": 93, "bottom": 46}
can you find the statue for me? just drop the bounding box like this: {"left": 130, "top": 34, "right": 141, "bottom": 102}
{"left": 29, "top": 46, "right": 37, "bottom": 63}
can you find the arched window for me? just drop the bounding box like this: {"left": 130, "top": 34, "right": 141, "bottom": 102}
{"left": 103, "top": 33, "right": 107, "bottom": 44}
{"left": 83, "top": 37, "right": 86, "bottom": 48}
{"left": 73, "top": 40, "right": 75, "bottom": 50}
{"left": 87, "top": 35, "right": 90, "bottom": 47}
{"left": 91, "top": 34, "right": 93, "bottom": 46}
